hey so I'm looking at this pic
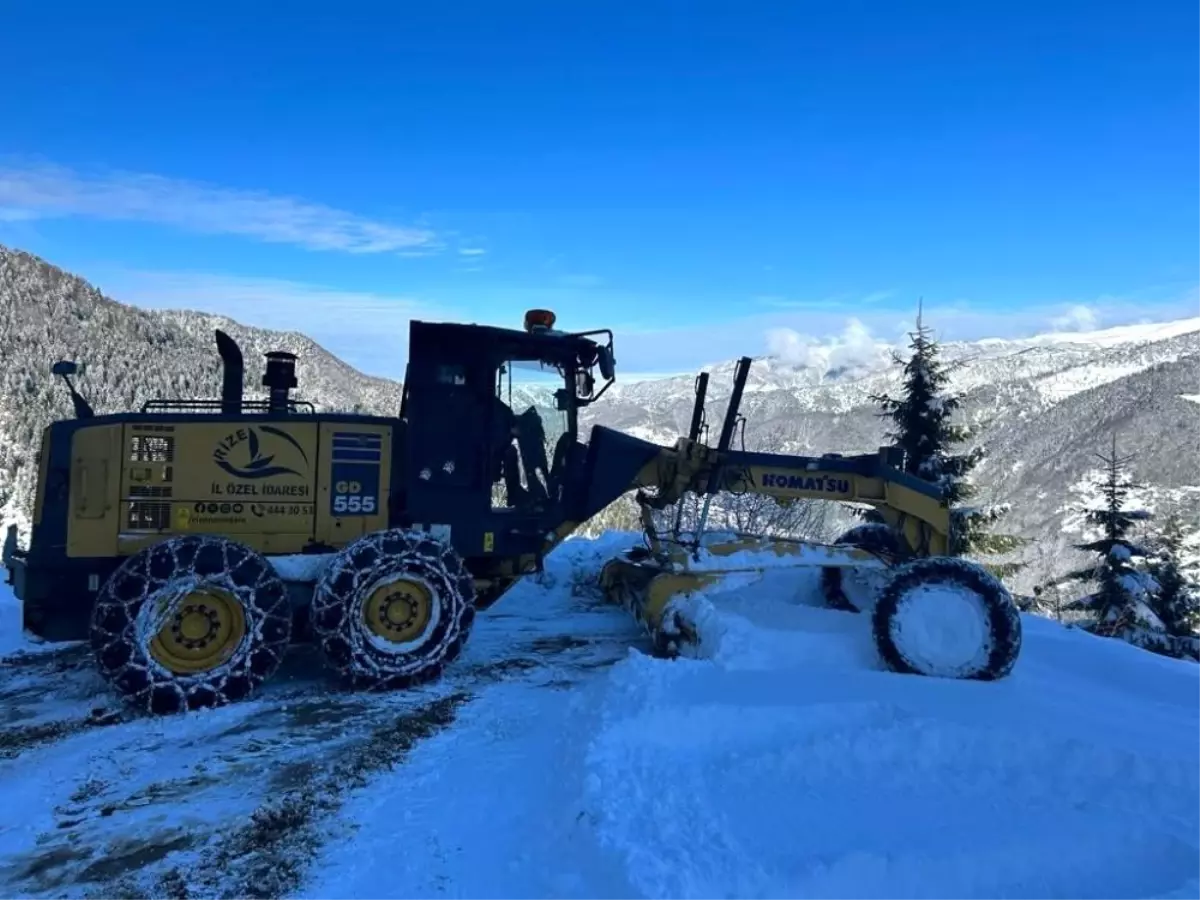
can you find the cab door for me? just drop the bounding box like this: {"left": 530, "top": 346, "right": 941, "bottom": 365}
{"left": 402, "top": 351, "right": 494, "bottom": 557}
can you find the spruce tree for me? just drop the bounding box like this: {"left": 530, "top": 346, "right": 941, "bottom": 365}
{"left": 1146, "top": 513, "right": 1200, "bottom": 638}
{"left": 869, "top": 306, "right": 1026, "bottom": 568}
{"left": 1056, "top": 436, "right": 1165, "bottom": 645}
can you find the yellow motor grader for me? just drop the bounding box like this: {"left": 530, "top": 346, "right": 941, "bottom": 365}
{"left": 4, "top": 310, "right": 1022, "bottom": 714}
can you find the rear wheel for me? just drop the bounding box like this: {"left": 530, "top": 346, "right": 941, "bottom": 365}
{"left": 821, "top": 523, "right": 908, "bottom": 612}
{"left": 89, "top": 535, "right": 292, "bottom": 715}
{"left": 872, "top": 557, "right": 1022, "bottom": 681}
{"left": 309, "top": 528, "right": 477, "bottom": 690}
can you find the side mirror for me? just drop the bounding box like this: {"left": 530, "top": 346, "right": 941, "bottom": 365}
{"left": 51, "top": 359, "right": 94, "bottom": 419}
{"left": 597, "top": 346, "right": 615, "bottom": 382}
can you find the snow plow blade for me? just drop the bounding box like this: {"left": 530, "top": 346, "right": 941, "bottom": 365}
{"left": 600, "top": 537, "right": 1024, "bottom": 682}
{"left": 599, "top": 536, "right": 889, "bottom": 658}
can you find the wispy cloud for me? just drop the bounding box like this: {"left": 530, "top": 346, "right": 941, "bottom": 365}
{"left": 0, "top": 160, "right": 440, "bottom": 255}
{"left": 753, "top": 290, "right": 896, "bottom": 310}
{"left": 557, "top": 273, "right": 604, "bottom": 289}
{"left": 752, "top": 294, "right": 795, "bottom": 308}
{"left": 458, "top": 247, "right": 487, "bottom": 257}
{"left": 861, "top": 290, "right": 897, "bottom": 305}
{"left": 103, "top": 268, "right": 458, "bottom": 378}
{"left": 0, "top": 207, "right": 40, "bottom": 222}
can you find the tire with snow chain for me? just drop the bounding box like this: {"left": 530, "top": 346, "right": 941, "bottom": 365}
{"left": 821, "top": 523, "right": 909, "bottom": 613}
{"left": 871, "top": 556, "right": 1022, "bottom": 681}
{"left": 309, "top": 528, "right": 477, "bottom": 691}
{"left": 89, "top": 535, "right": 292, "bottom": 715}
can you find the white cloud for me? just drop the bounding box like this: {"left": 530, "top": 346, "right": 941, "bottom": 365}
{"left": 765, "top": 317, "right": 891, "bottom": 373}
{"left": 0, "top": 161, "right": 439, "bottom": 255}
{"left": 1050, "top": 303, "right": 1100, "bottom": 332}
{"left": 458, "top": 247, "right": 487, "bottom": 257}
{"left": 605, "top": 288, "right": 1198, "bottom": 375}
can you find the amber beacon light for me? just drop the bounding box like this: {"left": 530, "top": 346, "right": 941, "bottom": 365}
{"left": 524, "top": 309, "right": 557, "bottom": 332}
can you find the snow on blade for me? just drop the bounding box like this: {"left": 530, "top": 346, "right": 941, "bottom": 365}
{"left": 685, "top": 542, "right": 888, "bottom": 571}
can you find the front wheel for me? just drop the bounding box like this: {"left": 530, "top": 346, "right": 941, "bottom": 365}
{"left": 309, "top": 528, "right": 477, "bottom": 691}
{"left": 871, "top": 557, "right": 1022, "bottom": 681}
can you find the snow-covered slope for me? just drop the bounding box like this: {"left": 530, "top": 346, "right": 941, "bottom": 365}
{"left": 588, "top": 317, "right": 1200, "bottom": 439}
{"left": 1, "top": 535, "right": 1196, "bottom": 899}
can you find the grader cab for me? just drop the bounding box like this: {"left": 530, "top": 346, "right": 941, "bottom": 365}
{"left": 5, "top": 311, "right": 1022, "bottom": 715}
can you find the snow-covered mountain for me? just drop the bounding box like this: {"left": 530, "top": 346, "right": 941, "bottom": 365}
{"left": 2, "top": 243, "right": 1197, "bottom": 593}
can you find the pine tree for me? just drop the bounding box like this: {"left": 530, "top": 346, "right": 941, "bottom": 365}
{"left": 869, "top": 306, "right": 1027, "bottom": 569}
{"left": 1056, "top": 436, "right": 1165, "bottom": 645}
{"left": 1146, "top": 513, "right": 1200, "bottom": 638}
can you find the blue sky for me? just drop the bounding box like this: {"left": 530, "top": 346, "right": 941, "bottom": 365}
{"left": 1, "top": 0, "right": 1196, "bottom": 379}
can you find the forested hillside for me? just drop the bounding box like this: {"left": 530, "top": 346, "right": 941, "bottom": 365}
{"left": 0, "top": 246, "right": 402, "bottom": 532}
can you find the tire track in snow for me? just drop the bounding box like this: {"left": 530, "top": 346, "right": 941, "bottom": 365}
{"left": 0, "top": 543, "right": 645, "bottom": 898}
{"left": 0, "top": 630, "right": 630, "bottom": 899}
{"left": 135, "top": 691, "right": 471, "bottom": 900}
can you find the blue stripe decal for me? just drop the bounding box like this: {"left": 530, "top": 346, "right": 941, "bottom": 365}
{"left": 332, "top": 449, "right": 383, "bottom": 462}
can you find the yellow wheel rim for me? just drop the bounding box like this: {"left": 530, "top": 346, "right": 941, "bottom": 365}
{"left": 361, "top": 578, "right": 433, "bottom": 644}
{"left": 148, "top": 586, "right": 247, "bottom": 674}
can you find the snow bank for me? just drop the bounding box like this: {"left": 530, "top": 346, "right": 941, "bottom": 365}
{"left": 578, "top": 611, "right": 1199, "bottom": 899}
{"left": 292, "top": 535, "right": 1200, "bottom": 900}
{"left": 302, "top": 537, "right": 1200, "bottom": 900}
{"left": 3, "top": 535, "right": 1196, "bottom": 900}
{"left": 566, "top": 540, "right": 1200, "bottom": 898}
{"left": 0, "top": 578, "right": 24, "bottom": 657}
{"left": 0, "top": 573, "right": 60, "bottom": 659}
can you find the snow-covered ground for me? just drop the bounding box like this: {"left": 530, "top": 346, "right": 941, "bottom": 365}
{"left": 1, "top": 534, "right": 1197, "bottom": 899}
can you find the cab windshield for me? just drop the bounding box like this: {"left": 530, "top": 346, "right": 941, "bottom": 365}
{"left": 490, "top": 358, "right": 571, "bottom": 511}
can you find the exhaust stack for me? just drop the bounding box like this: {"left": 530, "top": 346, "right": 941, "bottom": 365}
{"left": 215, "top": 330, "right": 244, "bottom": 415}
{"left": 263, "top": 351, "right": 298, "bottom": 414}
